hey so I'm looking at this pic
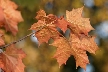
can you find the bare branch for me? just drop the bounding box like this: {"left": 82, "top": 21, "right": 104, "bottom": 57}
{"left": 0, "top": 32, "right": 35, "bottom": 49}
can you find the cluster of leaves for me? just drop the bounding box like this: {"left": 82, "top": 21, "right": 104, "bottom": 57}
{"left": 0, "top": 0, "right": 99, "bottom": 72}
{"left": 30, "top": 7, "right": 99, "bottom": 69}
{"left": 0, "top": 0, "right": 26, "bottom": 72}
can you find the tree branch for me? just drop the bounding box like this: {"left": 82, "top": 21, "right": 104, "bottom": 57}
{"left": 0, "top": 32, "right": 35, "bottom": 49}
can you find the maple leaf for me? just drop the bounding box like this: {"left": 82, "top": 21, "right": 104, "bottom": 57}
{"left": 45, "top": 14, "right": 57, "bottom": 24}
{"left": 35, "top": 9, "right": 46, "bottom": 20}
{"left": 55, "top": 16, "right": 70, "bottom": 33}
{"left": 0, "top": 0, "right": 23, "bottom": 35}
{"left": 69, "top": 34, "right": 98, "bottom": 69}
{"left": 30, "top": 20, "right": 60, "bottom": 45}
{"left": 0, "top": 44, "right": 26, "bottom": 72}
{"left": 66, "top": 7, "right": 94, "bottom": 35}
{"left": 36, "top": 9, "right": 57, "bottom": 23}
{"left": 50, "top": 37, "right": 71, "bottom": 67}
{"left": 30, "top": 10, "right": 60, "bottom": 45}
{"left": 51, "top": 34, "right": 98, "bottom": 69}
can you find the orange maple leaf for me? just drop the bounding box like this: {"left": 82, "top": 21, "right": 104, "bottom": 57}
{"left": 30, "top": 20, "right": 60, "bottom": 45}
{"left": 66, "top": 7, "right": 94, "bottom": 35}
{"left": 35, "top": 9, "right": 46, "bottom": 20}
{"left": 36, "top": 9, "right": 57, "bottom": 23}
{"left": 0, "top": 44, "right": 26, "bottom": 72}
{"left": 55, "top": 16, "right": 70, "bottom": 33}
{"left": 0, "top": 0, "right": 23, "bottom": 35}
{"left": 30, "top": 10, "right": 60, "bottom": 45}
{"left": 51, "top": 34, "right": 98, "bottom": 69}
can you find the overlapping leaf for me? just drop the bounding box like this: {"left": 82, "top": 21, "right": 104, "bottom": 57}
{"left": 30, "top": 7, "right": 99, "bottom": 70}
{"left": 0, "top": 44, "right": 26, "bottom": 72}
{"left": 50, "top": 7, "right": 98, "bottom": 69}
{"left": 51, "top": 34, "right": 98, "bottom": 69}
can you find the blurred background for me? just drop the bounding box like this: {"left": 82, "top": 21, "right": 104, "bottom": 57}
{"left": 4, "top": 0, "right": 108, "bottom": 72}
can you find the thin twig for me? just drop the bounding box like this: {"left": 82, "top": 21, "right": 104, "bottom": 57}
{"left": 0, "top": 32, "right": 35, "bottom": 49}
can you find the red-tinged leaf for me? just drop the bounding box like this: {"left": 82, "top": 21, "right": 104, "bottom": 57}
{"left": 55, "top": 16, "right": 70, "bottom": 33}
{"left": 0, "top": 0, "right": 23, "bottom": 35}
{"left": 50, "top": 34, "right": 98, "bottom": 69}
{"left": 0, "top": 30, "right": 4, "bottom": 46}
{"left": 0, "top": 44, "right": 26, "bottom": 72}
{"left": 66, "top": 7, "right": 94, "bottom": 35}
